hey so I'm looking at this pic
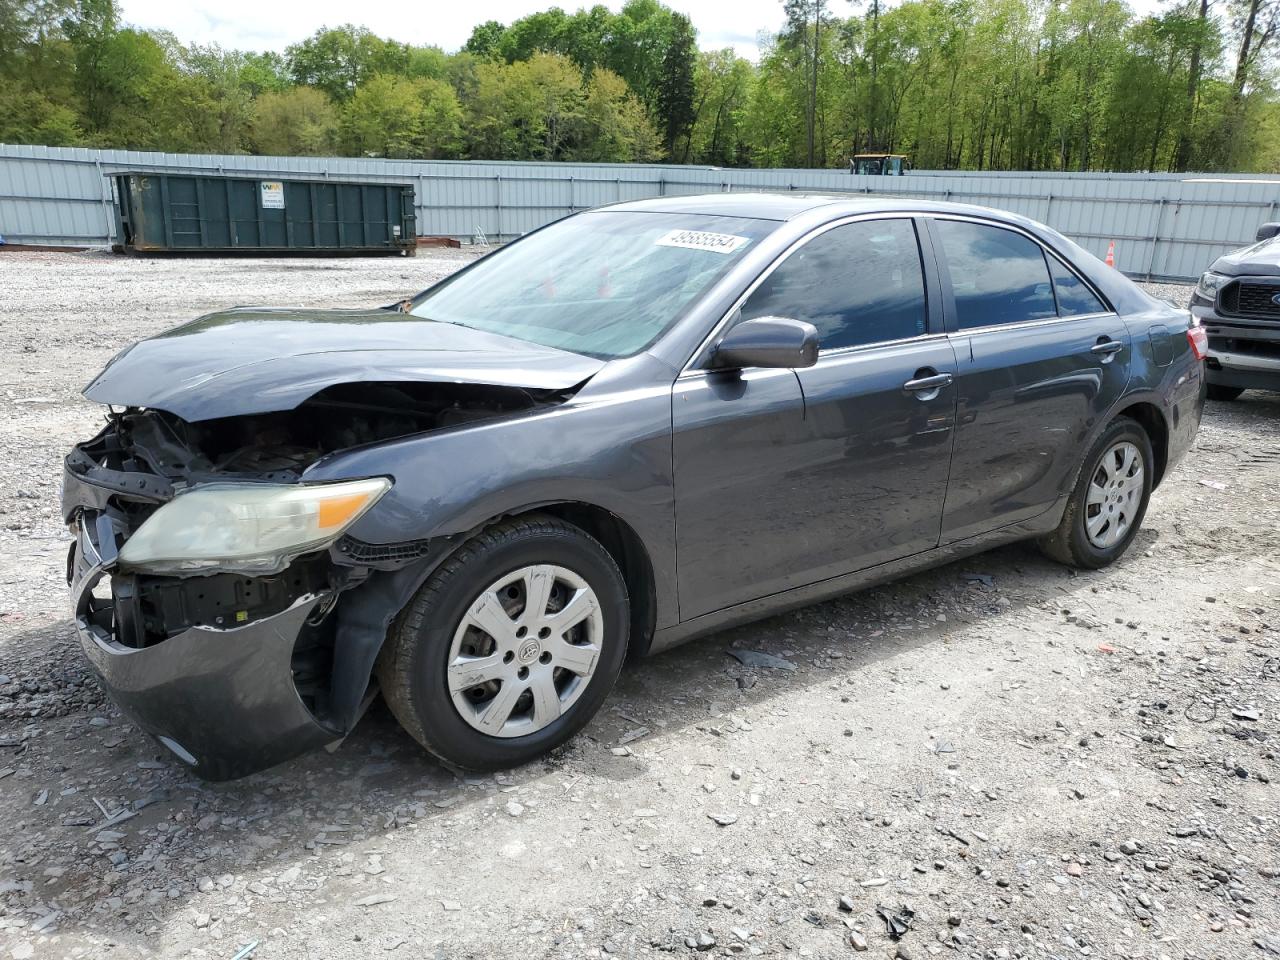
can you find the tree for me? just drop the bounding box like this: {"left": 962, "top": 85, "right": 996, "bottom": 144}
{"left": 339, "top": 74, "right": 424, "bottom": 157}
{"left": 181, "top": 44, "right": 258, "bottom": 151}
{"left": 239, "top": 51, "right": 291, "bottom": 96}
{"left": 656, "top": 12, "right": 697, "bottom": 158}
{"left": 1231, "top": 0, "right": 1279, "bottom": 96}
{"left": 138, "top": 70, "right": 223, "bottom": 151}
{"left": 0, "top": 0, "right": 80, "bottom": 144}
{"left": 466, "top": 53, "right": 587, "bottom": 160}
{"left": 577, "top": 67, "right": 661, "bottom": 160}
{"left": 607, "top": 0, "right": 680, "bottom": 108}
{"left": 1, "top": 0, "right": 75, "bottom": 78}
{"left": 740, "top": 38, "right": 809, "bottom": 166}
{"left": 286, "top": 25, "right": 409, "bottom": 100}
{"left": 688, "top": 49, "right": 754, "bottom": 165}
{"left": 464, "top": 20, "right": 507, "bottom": 58}
{"left": 251, "top": 86, "right": 338, "bottom": 156}
{"left": 0, "top": 90, "right": 82, "bottom": 145}
{"left": 62, "top": 0, "right": 122, "bottom": 132}
{"left": 5, "top": 0, "right": 1280, "bottom": 173}
{"left": 783, "top": 0, "right": 830, "bottom": 165}
{"left": 1174, "top": 0, "right": 1215, "bottom": 170}
{"left": 498, "top": 8, "right": 571, "bottom": 63}
{"left": 336, "top": 74, "right": 463, "bottom": 158}
{"left": 417, "top": 77, "right": 465, "bottom": 158}
{"left": 71, "top": 27, "right": 171, "bottom": 141}
{"left": 406, "top": 45, "right": 449, "bottom": 80}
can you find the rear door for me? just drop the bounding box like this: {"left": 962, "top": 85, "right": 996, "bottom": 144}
{"left": 672, "top": 217, "right": 957, "bottom": 619}
{"left": 927, "top": 217, "right": 1130, "bottom": 542}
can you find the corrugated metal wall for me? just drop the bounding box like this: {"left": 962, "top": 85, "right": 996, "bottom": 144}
{"left": 3, "top": 143, "right": 1279, "bottom": 280}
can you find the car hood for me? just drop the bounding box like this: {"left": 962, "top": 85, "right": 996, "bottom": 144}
{"left": 83, "top": 307, "right": 605, "bottom": 421}
{"left": 1212, "top": 236, "right": 1280, "bottom": 277}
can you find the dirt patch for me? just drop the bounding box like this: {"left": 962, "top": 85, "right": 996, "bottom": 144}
{"left": 1, "top": 252, "right": 1278, "bottom": 959}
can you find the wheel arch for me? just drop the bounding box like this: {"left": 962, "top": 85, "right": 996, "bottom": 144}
{"left": 1042, "top": 394, "right": 1173, "bottom": 538}
{"left": 1112, "top": 399, "right": 1169, "bottom": 488}
{"left": 513, "top": 501, "right": 659, "bottom": 659}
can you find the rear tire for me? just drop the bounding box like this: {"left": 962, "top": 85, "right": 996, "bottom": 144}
{"left": 377, "top": 515, "right": 629, "bottom": 771}
{"left": 1206, "top": 385, "right": 1244, "bottom": 402}
{"left": 1037, "top": 417, "right": 1153, "bottom": 570}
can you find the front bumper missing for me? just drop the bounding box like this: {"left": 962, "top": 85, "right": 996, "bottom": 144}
{"left": 69, "top": 515, "right": 340, "bottom": 781}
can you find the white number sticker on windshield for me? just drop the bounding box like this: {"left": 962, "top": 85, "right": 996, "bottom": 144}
{"left": 655, "top": 230, "right": 749, "bottom": 254}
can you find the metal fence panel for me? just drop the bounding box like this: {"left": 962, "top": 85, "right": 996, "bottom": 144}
{"left": 3, "top": 143, "right": 1279, "bottom": 280}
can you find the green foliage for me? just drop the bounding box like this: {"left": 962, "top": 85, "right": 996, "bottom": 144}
{"left": 285, "top": 25, "right": 411, "bottom": 100}
{"left": 251, "top": 87, "right": 338, "bottom": 156}
{"left": 656, "top": 13, "right": 697, "bottom": 158}
{"left": 339, "top": 74, "right": 463, "bottom": 158}
{"left": 578, "top": 67, "right": 662, "bottom": 161}
{"left": 0, "top": 90, "right": 82, "bottom": 145}
{"left": 464, "top": 20, "right": 506, "bottom": 59}
{"left": 2, "top": 0, "right": 1278, "bottom": 171}
{"left": 687, "top": 50, "right": 754, "bottom": 166}
{"left": 462, "top": 53, "right": 660, "bottom": 161}
{"left": 467, "top": 53, "right": 587, "bottom": 160}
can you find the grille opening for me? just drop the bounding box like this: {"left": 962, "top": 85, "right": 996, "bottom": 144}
{"left": 1221, "top": 279, "right": 1280, "bottom": 320}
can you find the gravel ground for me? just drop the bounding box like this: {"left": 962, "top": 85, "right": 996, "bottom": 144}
{"left": 1, "top": 251, "right": 1278, "bottom": 960}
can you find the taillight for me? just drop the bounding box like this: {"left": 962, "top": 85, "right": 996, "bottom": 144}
{"left": 1187, "top": 324, "right": 1208, "bottom": 361}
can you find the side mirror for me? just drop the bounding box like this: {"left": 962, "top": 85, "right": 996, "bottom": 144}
{"left": 1256, "top": 222, "right": 1280, "bottom": 242}
{"left": 710, "top": 316, "right": 819, "bottom": 370}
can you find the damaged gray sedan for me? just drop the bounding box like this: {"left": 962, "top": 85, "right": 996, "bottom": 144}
{"left": 63, "top": 194, "right": 1203, "bottom": 779}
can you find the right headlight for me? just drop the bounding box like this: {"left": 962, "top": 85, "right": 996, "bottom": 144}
{"left": 1194, "top": 271, "right": 1230, "bottom": 302}
{"left": 117, "top": 477, "right": 391, "bottom": 576}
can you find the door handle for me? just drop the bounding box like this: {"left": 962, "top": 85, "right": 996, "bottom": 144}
{"left": 903, "top": 372, "right": 954, "bottom": 393}
{"left": 1091, "top": 339, "right": 1124, "bottom": 356}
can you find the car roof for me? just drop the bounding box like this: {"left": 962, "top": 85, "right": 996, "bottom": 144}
{"left": 606, "top": 192, "right": 849, "bottom": 220}
{"left": 605, "top": 192, "right": 1026, "bottom": 225}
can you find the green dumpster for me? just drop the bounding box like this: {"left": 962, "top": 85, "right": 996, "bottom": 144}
{"left": 110, "top": 172, "right": 417, "bottom": 256}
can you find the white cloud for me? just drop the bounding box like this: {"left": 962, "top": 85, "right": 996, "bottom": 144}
{"left": 117, "top": 0, "right": 787, "bottom": 61}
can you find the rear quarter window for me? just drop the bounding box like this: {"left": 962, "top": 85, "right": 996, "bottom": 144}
{"left": 1048, "top": 256, "right": 1108, "bottom": 316}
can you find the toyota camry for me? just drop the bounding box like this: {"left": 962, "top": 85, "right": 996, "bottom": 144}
{"left": 63, "top": 194, "right": 1205, "bottom": 779}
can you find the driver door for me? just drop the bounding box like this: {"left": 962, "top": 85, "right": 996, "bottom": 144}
{"left": 671, "top": 217, "right": 958, "bottom": 620}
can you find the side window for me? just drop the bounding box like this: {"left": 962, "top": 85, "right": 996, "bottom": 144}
{"left": 1048, "top": 256, "right": 1108, "bottom": 316}
{"left": 740, "top": 219, "right": 927, "bottom": 350}
{"left": 934, "top": 220, "right": 1056, "bottom": 329}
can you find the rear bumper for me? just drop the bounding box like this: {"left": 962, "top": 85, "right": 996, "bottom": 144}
{"left": 69, "top": 516, "right": 339, "bottom": 781}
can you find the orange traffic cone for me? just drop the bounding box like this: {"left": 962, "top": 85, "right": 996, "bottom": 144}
{"left": 1105, "top": 240, "right": 1116, "bottom": 268}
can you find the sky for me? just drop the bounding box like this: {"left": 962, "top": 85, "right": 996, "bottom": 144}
{"left": 117, "top": 0, "right": 789, "bottom": 62}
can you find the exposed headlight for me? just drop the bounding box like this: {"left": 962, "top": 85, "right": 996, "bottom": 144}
{"left": 1194, "top": 271, "right": 1230, "bottom": 301}
{"left": 117, "top": 478, "right": 391, "bottom": 575}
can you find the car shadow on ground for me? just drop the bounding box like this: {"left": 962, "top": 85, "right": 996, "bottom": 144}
{"left": 0, "top": 535, "right": 1153, "bottom": 943}
{"left": 1212, "top": 389, "right": 1280, "bottom": 419}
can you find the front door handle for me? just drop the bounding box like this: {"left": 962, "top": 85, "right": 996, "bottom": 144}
{"left": 903, "top": 372, "right": 954, "bottom": 393}
{"left": 1091, "top": 338, "right": 1124, "bottom": 357}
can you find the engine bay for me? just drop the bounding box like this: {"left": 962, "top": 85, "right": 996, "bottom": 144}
{"left": 89, "top": 380, "right": 574, "bottom": 485}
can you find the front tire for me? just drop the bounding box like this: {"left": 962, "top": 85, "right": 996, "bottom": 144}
{"left": 1038, "top": 417, "right": 1153, "bottom": 569}
{"left": 377, "top": 516, "right": 629, "bottom": 771}
{"left": 1206, "top": 384, "right": 1244, "bottom": 402}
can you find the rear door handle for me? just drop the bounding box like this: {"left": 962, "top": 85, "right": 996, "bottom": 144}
{"left": 903, "top": 372, "right": 954, "bottom": 392}
{"left": 1091, "top": 339, "right": 1124, "bottom": 356}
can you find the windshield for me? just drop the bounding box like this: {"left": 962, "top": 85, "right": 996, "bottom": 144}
{"left": 409, "top": 211, "right": 773, "bottom": 359}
